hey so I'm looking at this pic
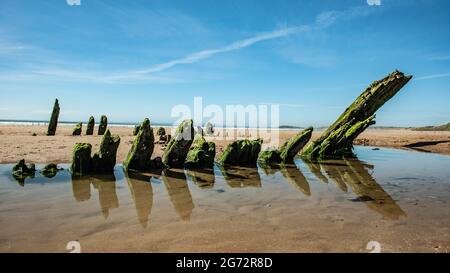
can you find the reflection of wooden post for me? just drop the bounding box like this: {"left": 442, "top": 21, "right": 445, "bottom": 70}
{"left": 162, "top": 169, "right": 194, "bottom": 221}
{"left": 219, "top": 166, "right": 262, "bottom": 188}
{"left": 280, "top": 164, "right": 311, "bottom": 196}
{"left": 71, "top": 176, "right": 91, "bottom": 202}
{"left": 303, "top": 71, "right": 412, "bottom": 158}
{"left": 186, "top": 169, "right": 215, "bottom": 189}
{"left": 125, "top": 172, "right": 153, "bottom": 228}
{"left": 310, "top": 157, "right": 406, "bottom": 219}
{"left": 91, "top": 175, "right": 119, "bottom": 219}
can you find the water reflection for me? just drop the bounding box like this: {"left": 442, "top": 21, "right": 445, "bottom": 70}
{"left": 65, "top": 153, "right": 406, "bottom": 222}
{"left": 72, "top": 174, "right": 119, "bottom": 219}
{"left": 186, "top": 169, "right": 215, "bottom": 189}
{"left": 219, "top": 166, "right": 262, "bottom": 188}
{"left": 303, "top": 157, "right": 407, "bottom": 220}
{"left": 124, "top": 172, "right": 154, "bottom": 228}
{"left": 162, "top": 169, "right": 195, "bottom": 221}
{"left": 279, "top": 164, "right": 311, "bottom": 196}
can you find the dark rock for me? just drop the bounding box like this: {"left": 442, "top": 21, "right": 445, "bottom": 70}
{"left": 162, "top": 119, "right": 194, "bottom": 168}
{"left": 47, "top": 99, "right": 60, "bottom": 136}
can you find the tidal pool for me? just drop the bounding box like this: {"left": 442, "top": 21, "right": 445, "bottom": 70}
{"left": 1, "top": 146, "right": 449, "bottom": 253}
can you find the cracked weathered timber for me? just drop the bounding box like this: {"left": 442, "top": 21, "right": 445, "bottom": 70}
{"left": 86, "top": 116, "right": 95, "bottom": 135}
{"left": 258, "top": 127, "right": 313, "bottom": 166}
{"left": 98, "top": 115, "right": 108, "bottom": 135}
{"left": 302, "top": 70, "right": 412, "bottom": 159}
{"left": 162, "top": 119, "right": 194, "bottom": 168}
{"left": 47, "top": 99, "right": 60, "bottom": 136}
{"left": 123, "top": 118, "right": 155, "bottom": 171}
{"left": 92, "top": 129, "right": 121, "bottom": 173}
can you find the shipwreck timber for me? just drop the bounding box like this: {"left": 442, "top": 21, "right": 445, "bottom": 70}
{"left": 302, "top": 70, "right": 412, "bottom": 159}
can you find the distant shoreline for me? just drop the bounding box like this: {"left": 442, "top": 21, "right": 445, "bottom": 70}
{"left": 0, "top": 119, "right": 413, "bottom": 130}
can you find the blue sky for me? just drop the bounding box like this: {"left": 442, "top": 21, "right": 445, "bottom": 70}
{"left": 0, "top": 0, "right": 449, "bottom": 127}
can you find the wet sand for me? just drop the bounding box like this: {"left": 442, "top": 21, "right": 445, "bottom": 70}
{"left": 0, "top": 125, "right": 449, "bottom": 164}
{"left": 0, "top": 147, "right": 449, "bottom": 253}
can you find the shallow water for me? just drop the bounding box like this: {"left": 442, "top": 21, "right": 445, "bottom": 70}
{"left": 1, "top": 146, "right": 450, "bottom": 253}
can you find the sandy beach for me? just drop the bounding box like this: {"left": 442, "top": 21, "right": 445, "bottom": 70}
{"left": 0, "top": 125, "right": 449, "bottom": 164}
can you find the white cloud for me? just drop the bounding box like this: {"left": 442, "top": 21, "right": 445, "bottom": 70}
{"left": 415, "top": 73, "right": 450, "bottom": 81}
{"left": 0, "top": 5, "right": 376, "bottom": 84}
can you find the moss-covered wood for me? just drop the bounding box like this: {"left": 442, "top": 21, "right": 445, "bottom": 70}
{"left": 40, "top": 163, "right": 61, "bottom": 178}
{"left": 133, "top": 125, "right": 141, "bottom": 136}
{"left": 156, "top": 127, "right": 166, "bottom": 136}
{"left": 218, "top": 139, "right": 262, "bottom": 166}
{"left": 92, "top": 129, "right": 121, "bottom": 173}
{"left": 98, "top": 115, "right": 108, "bottom": 135}
{"left": 71, "top": 143, "right": 92, "bottom": 176}
{"left": 162, "top": 119, "right": 194, "bottom": 168}
{"left": 72, "top": 122, "right": 82, "bottom": 136}
{"left": 258, "top": 127, "right": 313, "bottom": 166}
{"left": 86, "top": 116, "right": 95, "bottom": 135}
{"left": 205, "top": 122, "right": 214, "bottom": 136}
{"left": 12, "top": 159, "right": 36, "bottom": 184}
{"left": 302, "top": 71, "right": 412, "bottom": 159}
{"left": 123, "top": 118, "right": 155, "bottom": 171}
{"left": 47, "top": 99, "right": 60, "bottom": 136}
{"left": 184, "top": 134, "right": 216, "bottom": 169}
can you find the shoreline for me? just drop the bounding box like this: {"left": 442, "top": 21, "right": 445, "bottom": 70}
{"left": 0, "top": 125, "right": 449, "bottom": 164}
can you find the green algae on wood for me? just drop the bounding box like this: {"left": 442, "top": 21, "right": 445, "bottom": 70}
{"left": 163, "top": 119, "right": 195, "bottom": 168}
{"left": 92, "top": 129, "right": 121, "bottom": 173}
{"left": 40, "top": 163, "right": 61, "bottom": 178}
{"left": 218, "top": 139, "right": 262, "bottom": 166}
{"left": 302, "top": 70, "right": 412, "bottom": 159}
{"left": 47, "top": 99, "right": 60, "bottom": 136}
{"left": 257, "top": 127, "right": 313, "bottom": 167}
{"left": 123, "top": 118, "right": 155, "bottom": 171}
{"left": 279, "top": 127, "right": 313, "bottom": 161}
{"left": 156, "top": 127, "right": 166, "bottom": 136}
{"left": 184, "top": 134, "right": 216, "bottom": 169}
{"left": 71, "top": 143, "right": 92, "bottom": 176}
{"left": 72, "top": 122, "right": 82, "bottom": 136}
{"left": 257, "top": 149, "right": 282, "bottom": 166}
{"left": 12, "top": 159, "right": 36, "bottom": 184}
{"left": 86, "top": 116, "right": 95, "bottom": 135}
{"left": 98, "top": 115, "right": 108, "bottom": 136}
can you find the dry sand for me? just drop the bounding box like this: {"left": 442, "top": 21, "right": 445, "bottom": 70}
{"left": 0, "top": 125, "right": 449, "bottom": 164}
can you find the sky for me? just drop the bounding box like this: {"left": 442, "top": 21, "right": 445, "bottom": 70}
{"left": 0, "top": 0, "right": 449, "bottom": 127}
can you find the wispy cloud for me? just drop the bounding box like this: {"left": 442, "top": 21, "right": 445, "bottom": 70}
{"left": 415, "top": 73, "right": 450, "bottom": 81}
{"left": 428, "top": 55, "right": 450, "bottom": 61}
{"left": 0, "top": 5, "right": 376, "bottom": 84}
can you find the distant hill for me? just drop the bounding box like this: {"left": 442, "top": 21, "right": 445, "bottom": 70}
{"left": 412, "top": 122, "right": 450, "bottom": 131}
